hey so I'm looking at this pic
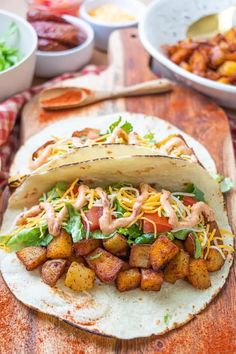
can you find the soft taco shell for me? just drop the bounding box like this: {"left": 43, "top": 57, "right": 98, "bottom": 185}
{"left": 10, "top": 112, "right": 216, "bottom": 176}
{"left": 1, "top": 155, "right": 233, "bottom": 339}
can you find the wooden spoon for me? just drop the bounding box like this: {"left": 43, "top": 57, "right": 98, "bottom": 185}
{"left": 39, "top": 79, "right": 172, "bottom": 110}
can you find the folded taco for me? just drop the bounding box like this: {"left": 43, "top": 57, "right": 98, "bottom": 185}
{"left": 1, "top": 155, "right": 233, "bottom": 339}
{"left": 10, "top": 113, "right": 213, "bottom": 186}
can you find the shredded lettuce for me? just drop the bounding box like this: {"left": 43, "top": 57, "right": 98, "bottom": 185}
{"left": 186, "top": 184, "right": 205, "bottom": 202}
{"left": 172, "top": 229, "right": 190, "bottom": 240}
{"left": 134, "top": 233, "right": 154, "bottom": 244}
{"left": 106, "top": 117, "right": 133, "bottom": 134}
{"left": 5, "top": 222, "right": 49, "bottom": 251}
{"left": 40, "top": 181, "right": 67, "bottom": 202}
{"left": 63, "top": 204, "right": 85, "bottom": 243}
{"left": 90, "top": 230, "right": 115, "bottom": 239}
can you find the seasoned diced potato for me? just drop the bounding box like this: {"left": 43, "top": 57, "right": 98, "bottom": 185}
{"left": 16, "top": 246, "right": 47, "bottom": 271}
{"left": 65, "top": 261, "right": 95, "bottom": 292}
{"left": 218, "top": 61, "right": 236, "bottom": 76}
{"left": 206, "top": 249, "right": 224, "bottom": 272}
{"left": 103, "top": 233, "right": 129, "bottom": 257}
{"left": 187, "top": 258, "right": 211, "bottom": 289}
{"left": 41, "top": 259, "right": 67, "bottom": 287}
{"left": 164, "top": 250, "right": 190, "bottom": 284}
{"left": 116, "top": 268, "right": 141, "bottom": 292}
{"left": 74, "top": 239, "right": 101, "bottom": 256}
{"left": 47, "top": 230, "right": 72, "bottom": 259}
{"left": 129, "top": 244, "right": 151, "bottom": 268}
{"left": 85, "top": 248, "right": 124, "bottom": 283}
{"left": 150, "top": 236, "right": 179, "bottom": 271}
{"left": 141, "top": 269, "right": 163, "bottom": 291}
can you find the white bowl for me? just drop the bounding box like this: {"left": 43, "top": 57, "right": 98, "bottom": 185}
{"left": 0, "top": 10, "right": 37, "bottom": 102}
{"left": 35, "top": 16, "right": 94, "bottom": 78}
{"left": 139, "top": 0, "right": 236, "bottom": 109}
{"left": 80, "top": 0, "right": 146, "bottom": 51}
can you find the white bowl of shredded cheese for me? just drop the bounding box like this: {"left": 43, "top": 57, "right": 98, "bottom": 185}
{"left": 80, "top": 0, "right": 146, "bottom": 51}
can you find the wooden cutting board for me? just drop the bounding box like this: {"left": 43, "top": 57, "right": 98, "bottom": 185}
{"left": 1, "top": 28, "right": 235, "bottom": 354}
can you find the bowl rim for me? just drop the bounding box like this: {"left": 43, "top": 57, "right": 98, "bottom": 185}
{"left": 80, "top": 0, "right": 145, "bottom": 28}
{"left": 36, "top": 16, "right": 94, "bottom": 57}
{"left": 0, "top": 9, "right": 37, "bottom": 76}
{"left": 139, "top": 0, "right": 236, "bottom": 94}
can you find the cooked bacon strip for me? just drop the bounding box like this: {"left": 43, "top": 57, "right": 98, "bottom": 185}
{"left": 160, "top": 189, "right": 214, "bottom": 229}
{"left": 74, "top": 185, "right": 89, "bottom": 210}
{"left": 106, "top": 127, "right": 129, "bottom": 143}
{"left": 16, "top": 205, "right": 42, "bottom": 225}
{"left": 96, "top": 184, "right": 150, "bottom": 235}
{"left": 30, "top": 145, "right": 54, "bottom": 170}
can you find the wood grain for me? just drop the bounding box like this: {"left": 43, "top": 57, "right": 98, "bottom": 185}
{"left": 1, "top": 28, "right": 235, "bottom": 354}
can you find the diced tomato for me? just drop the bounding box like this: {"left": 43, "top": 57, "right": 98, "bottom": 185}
{"left": 143, "top": 213, "right": 172, "bottom": 233}
{"left": 183, "top": 196, "right": 197, "bottom": 206}
{"left": 72, "top": 184, "right": 79, "bottom": 194}
{"left": 83, "top": 207, "right": 103, "bottom": 231}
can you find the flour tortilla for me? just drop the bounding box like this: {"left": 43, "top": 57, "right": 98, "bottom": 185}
{"left": 10, "top": 112, "right": 216, "bottom": 176}
{"left": 1, "top": 155, "right": 233, "bottom": 339}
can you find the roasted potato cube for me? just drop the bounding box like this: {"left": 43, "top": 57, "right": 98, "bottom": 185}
{"left": 171, "top": 48, "right": 192, "bottom": 64}
{"left": 141, "top": 269, "right": 163, "bottom": 291}
{"left": 41, "top": 259, "right": 67, "bottom": 287}
{"left": 129, "top": 244, "right": 151, "bottom": 268}
{"left": 116, "top": 268, "right": 141, "bottom": 292}
{"left": 150, "top": 236, "right": 179, "bottom": 271}
{"left": 85, "top": 248, "right": 124, "bottom": 283}
{"left": 16, "top": 246, "right": 47, "bottom": 271}
{"left": 187, "top": 258, "right": 211, "bottom": 289}
{"left": 164, "top": 250, "right": 190, "bottom": 284}
{"left": 47, "top": 230, "right": 72, "bottom": 259}
{"left": 218, "top": 61, "right": 236, "bottom": 77}
{"left": 65, "top": 262, "right": 95, "bottom": 292}
{"left": 103, "top": 233, "right": 129, "bottom": 257}
{"left": 206, "top": 249, "right": 224, "bottom": 272}
{"left": 74, "top": 239, "right": 101, "bottom": 256}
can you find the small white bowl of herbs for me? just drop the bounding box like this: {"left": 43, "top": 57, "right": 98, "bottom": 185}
{"left": 0, "top": 10, "right": 37, "bottom": 102}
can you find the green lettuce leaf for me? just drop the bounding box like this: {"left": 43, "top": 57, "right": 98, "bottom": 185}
{"left": 40, "top": 181, "right": 67, "bottom": 202}
{"left": 90, "top": 230, "right": 115, "bottom": 239}
{"left": 214, "top": 174, "right": 234, "bottom": 193}
{"left": 118, "top": 224, "right": 142, "bottom": 244}
{"left": 106, "top": 117, "right": 122, "bottom": 133}
{"left": 106, "top": 117, "right": 133, "bottom": 134}
{"left": 63, "top": 204, "right": 85, "bottom": 243}
{"left": 120, "top": 121, "right": 133, "bottom": 134}
{"left": 6, "top": 222, "right": 48, "bottom": 251}
{"left": 186, "top": 184, "right": 205, "bottom": 202}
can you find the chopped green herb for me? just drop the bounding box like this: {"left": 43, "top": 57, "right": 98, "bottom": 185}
{"left": 89, "top": 252, "right": 102, "bottom": 260}
{"left": 106, "top": 117, "right": 122, "bottom": 134}
{"left": 186, "top": 184, "right": 205, "bottom": 202}
{"left": 120, "top": 121, "right": 133, "bottom": 134}
{"left": 164, "top": 313, "right": 171, "bottom": 326}
{"left": 106, "top": 117, "right": 133, "bottom": 134}
{"left": 144, "top": 131, "right": 155, "bottom": 143}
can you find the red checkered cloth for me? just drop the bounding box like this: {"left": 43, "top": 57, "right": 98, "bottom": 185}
{"left": 0, "top": 65, "right": 104, "bottom": 190}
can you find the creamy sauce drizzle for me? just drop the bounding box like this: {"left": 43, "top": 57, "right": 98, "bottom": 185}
{"left": 160, "top": 189, "right": 214, "bottom": 229}
{"left": 160, "top": 137, "right": 197, "bottom": 162}
{"left": 96, "top": 184, "right": 150, "bottom": 235}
